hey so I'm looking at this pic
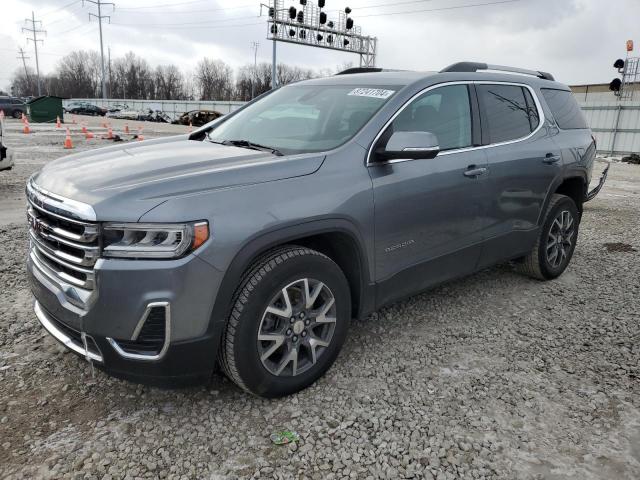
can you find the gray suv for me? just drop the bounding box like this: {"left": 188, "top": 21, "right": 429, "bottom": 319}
{"left": 27, "top": 63, "right": 607, "bottom": 397}
{"left": 0, "top": 96, "right": 26, "bottom": 119}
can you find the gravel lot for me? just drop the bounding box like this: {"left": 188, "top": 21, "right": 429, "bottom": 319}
{"left": 0, "top": 118, "right": 638, "bottom": 479}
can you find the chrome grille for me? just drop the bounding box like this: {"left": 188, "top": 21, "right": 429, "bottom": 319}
{"left": 27, "top": 182, "right": 99, "bottom": 291}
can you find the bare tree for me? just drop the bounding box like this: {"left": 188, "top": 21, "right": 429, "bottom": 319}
{"left": 276, "top": 64, "right": 315, "bottom": 86}
{"left": 111, "top": 52, "right": 154, "bottom": 100}
{"left": 10, "top": 67, "right": 38, "bottom": 97}
{"left": 9, "top": 48, "right": 333, "bottom": 101}
{"left": 195, "top": 58, "right": 233, "bottom": 101}
{"left": 154, "top": 65, "right": 185, "bottom": 100}
{"left": 53, "top": 50, "right": 102, "bottom": 98}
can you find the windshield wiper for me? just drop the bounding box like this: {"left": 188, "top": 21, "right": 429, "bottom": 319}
{"left": 222, "top": 139, "right": 284, "bottom": 156}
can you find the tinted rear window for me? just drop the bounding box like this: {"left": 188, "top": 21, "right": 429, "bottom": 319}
{"left": 541, "top": 88, "right": 588, "bottom": 130}
{"left": 478, "top": 85, "right": 538, "bottom": 144}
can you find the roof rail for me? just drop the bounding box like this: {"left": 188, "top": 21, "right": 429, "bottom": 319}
{"left": 336, "top": 67, "right": 384, "bottom": 75}
{"left": 440, "top": 62, "right": 555, "bottom": 81}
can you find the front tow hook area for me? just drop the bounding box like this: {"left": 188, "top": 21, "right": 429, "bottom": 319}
{"left": 585, "top": 162, "right": 610, "bottom": 202}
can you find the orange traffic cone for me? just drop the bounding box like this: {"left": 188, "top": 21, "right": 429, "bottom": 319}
{"left": 137, "top": 127, "right": 144, "bottom": 141}
{"left": 56, "top": 116, "right": 61, "bottom": 128}
{"left": 124, "top": 124, "right": 129, "bottom": 134}
{"left": 64, "top": 128, "right": 73, "bottom": 149}
{"left": 0, "top": 110, "right": 5, "bottom": 121}
{"left": 106, "top": 126, "right": 114, "bottom": 139}
{"left": 85, "top": 130, "right": 94, "bottom": 140}
{"left": 188, "top": 122, "right": 193, "bottom": 133}
{"left": 81, "top": 123, "right": 87, "bottom": 134}
{"left": 21, "top": 113, "right": 26, "bottom": 123}
{"left": 72, "top": 115, "right": 77, "bottom": 124}
{"left": 23, "top": 121, "right": 31, "bottom": 134}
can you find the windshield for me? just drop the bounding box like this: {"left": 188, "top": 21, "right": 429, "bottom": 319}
{"left": 207, "top": 84, "right": 397, "bottom": 155}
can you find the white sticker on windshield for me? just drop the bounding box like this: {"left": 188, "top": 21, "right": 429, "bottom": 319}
{"left": 348, "top": 88, "right": 395, "bottom": 99}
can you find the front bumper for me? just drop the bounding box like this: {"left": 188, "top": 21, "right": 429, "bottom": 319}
{"left": 28, "top": 246, "right": 224, "bottom": 386}
{"left": 34, "top": 300, "right": 217, "bottom": 386}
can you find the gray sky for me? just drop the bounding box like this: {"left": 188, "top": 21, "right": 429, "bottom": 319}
{"left": 1, "top": 0, "right": 637, "bottom": 92}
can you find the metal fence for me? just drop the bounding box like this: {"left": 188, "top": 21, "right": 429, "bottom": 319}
{"left": 578, "top": 100, "right": 640, "bottom": 156}
{"left": 63, "top": 98, "right": 246, "bottom": 120}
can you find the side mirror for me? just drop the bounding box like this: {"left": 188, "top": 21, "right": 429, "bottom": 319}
{"left": 375, "top": 131, "right": 440, "bottom": 162}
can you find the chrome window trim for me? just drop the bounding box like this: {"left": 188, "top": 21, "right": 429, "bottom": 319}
{"left": 366, "top": 80, "right": 546, "bottom": 166}
{"left": 27, "top": 177, "right": 97, "bottom": 222}
{"left": 107, "top": 302, "right": 171, "bottom": 362}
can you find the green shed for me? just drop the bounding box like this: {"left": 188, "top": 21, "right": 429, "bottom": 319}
{"left": 26, "top": 96, "right": 65, "bottom": 123}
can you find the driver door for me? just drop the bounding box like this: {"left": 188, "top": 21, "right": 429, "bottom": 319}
{"left": 368, "top": 83, "right": 489, "bottom": 306}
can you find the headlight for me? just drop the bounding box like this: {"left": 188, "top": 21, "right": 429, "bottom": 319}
{"left": 102, "top": 221, "right": 209, "bottom": 259}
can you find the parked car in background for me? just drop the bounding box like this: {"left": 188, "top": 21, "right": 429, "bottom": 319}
{"left": 27, "top": 62, "right": 607, "bottom": 397}
{"left": 172, "top": 109, "right": 223, "bottom": 127}
{"left": 106, "top": 103, "right": 130, "bottom": 114}
{"left": 64, "top": 102, "right": 107, "bottom": 116}
{"left": 0, "top": 96, "right": 26, "bottom": 119}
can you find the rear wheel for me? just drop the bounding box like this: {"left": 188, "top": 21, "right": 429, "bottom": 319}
{"left": 12, "top": 110, "right": 22, "bottom": 119}
{"left": 220, "top": 246, "right": 351, "bottom": 397}
{"left": 517, "top": 194, "right": 579, "bottom": 280}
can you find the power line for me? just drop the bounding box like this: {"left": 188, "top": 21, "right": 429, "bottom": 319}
{"left": 83, "top": 0, "right": 114, "bottom": 99}
{"left": 117, "top": 0, "right": 252, "bottom": 11}
{"left": 40, "top": 0, "right": 81, "bottom": 17}
{"left": 22, "top": 11, "right": 46, "bottom": 96}
{"left": 358, "top": 0, "right": 522, "bottom": 18}
{"left": 118, "top": 3, "right": 255, "bottom": 14}
{"left": 45, "top": 4, "right": 86, "bottom": 27}
{"left": 110, "top": 20, "right": 263, "bottom": 30}
{"left": 111, "top": 14, "right": 258, "bottom": 27}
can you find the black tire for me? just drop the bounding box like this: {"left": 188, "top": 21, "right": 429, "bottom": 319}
{"left": 12, "top": 110, "right": 22, "bottom": 119}
{"left": 518, "top": 194, "right": 579, "bottom": 280}
{"left": 219, "top": 246, "right": 351, "bottom": 397}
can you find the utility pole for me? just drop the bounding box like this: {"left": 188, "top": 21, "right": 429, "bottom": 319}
{"left": 272, "top": 34, "right": 277, "bottom": 90}
{"left": 108, "top": 46, "right": 112, "bottom": 98}
{"left": 16, "top": 48, "right": 31, "bottom": 84}
{"left": 250, "top": 41, "right": 259, "bottom": 99}
{"left": 83, "top": 0, "right": 115, "bottom": 99}
{"left": 22, "top": 12, "right": 45, "bottom": 97}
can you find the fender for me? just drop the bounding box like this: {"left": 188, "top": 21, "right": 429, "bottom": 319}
{"left": 538, "top": 172, "right": 588, "bottom": 225}
{"left": 204, "top": 218, "right": 375, "bottom": 350}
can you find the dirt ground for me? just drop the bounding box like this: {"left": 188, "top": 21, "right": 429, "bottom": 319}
{"left": 0, "top": 117, "right": 638, "bottom": 479}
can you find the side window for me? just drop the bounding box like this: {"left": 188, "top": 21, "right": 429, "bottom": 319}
{"left": 478, "top": 84, "right": 535, "bottom": 144}
{"left": 541, "top": 88, "right": 588, "bottom": 130}
{"left": 389, "top": 84, "right": 472, "bottom": 151}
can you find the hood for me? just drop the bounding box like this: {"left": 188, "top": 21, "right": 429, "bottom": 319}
{"left": 33, "top": 136, "right": 325, "bottom": 221}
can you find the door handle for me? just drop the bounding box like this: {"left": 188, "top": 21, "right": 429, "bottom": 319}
{"left": 543, "top": 153, "right": 561, "bottom": 164}
{"left": 463, "top": 167, "right": 488, "bottom": 178}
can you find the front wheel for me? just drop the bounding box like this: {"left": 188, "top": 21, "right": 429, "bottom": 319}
{"left": 517, "top": 193, "right": 579, "bottom": 280}
{"left": 219, "top": 246, "right": 351, "bottom": 397}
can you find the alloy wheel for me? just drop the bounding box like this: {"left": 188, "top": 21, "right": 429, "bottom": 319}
{"left": 546, "top": 210, "right": 575, "bottom": 268}
{"left": 257, "top": 278, "right": 337, "bottom": 377}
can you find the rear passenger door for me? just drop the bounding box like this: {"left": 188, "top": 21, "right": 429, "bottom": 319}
{"left": 476, "top": 82, "right": 561, "bottom": 268}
